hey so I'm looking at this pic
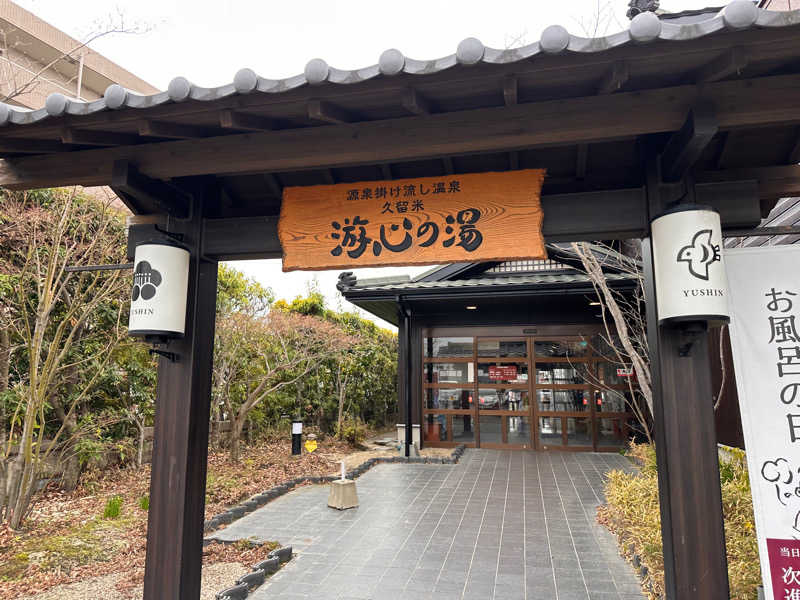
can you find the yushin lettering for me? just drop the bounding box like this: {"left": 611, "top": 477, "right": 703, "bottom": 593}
{"left": 329, "top": 209, "right": 485, "bottom": 259}
{"left": 681, "top": 289, "right": 725, "bottom": 297}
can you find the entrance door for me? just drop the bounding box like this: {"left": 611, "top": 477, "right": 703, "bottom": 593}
{"left": 421, "top": 330, "right": 634, "bottom": 451}
{"left": 474, "top": 338, "right": 532, "bottom": 449}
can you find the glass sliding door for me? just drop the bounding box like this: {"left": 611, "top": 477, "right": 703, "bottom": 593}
{"left": 421, "top": 329, "right": 637, "bottom": 451}
{"left": 533, "top": 337, "right": 595, "bottom": 450}
{"left": 423, "top": 336, "right": 476, "bottom": 446}
{"left": 475, "top": 338, "right": 532, "bottom": 449}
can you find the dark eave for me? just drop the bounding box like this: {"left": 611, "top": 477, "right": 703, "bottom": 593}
{"left": 341, "top": 272, "right": 635, "bottom": 325}
{"left": 0, "top": 4, "right": 795, "bottom": 218}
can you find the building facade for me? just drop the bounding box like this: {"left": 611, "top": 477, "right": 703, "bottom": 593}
{"left": 0, "top": 0, "right": 157, "bottom": 109}
{"left": 339, "top": 252, "right": 644, "bottom": 452}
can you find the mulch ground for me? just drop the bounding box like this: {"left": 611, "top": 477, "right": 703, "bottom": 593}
{"left": 0, "top": 436, "right": 353, "bottom": 599}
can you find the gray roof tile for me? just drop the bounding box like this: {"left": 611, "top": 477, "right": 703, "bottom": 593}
{"left": 1, "top": 2, "right": 797, "bottom": 127}
{"left": 345, "top": 272, "right": 633, "bottom": 292}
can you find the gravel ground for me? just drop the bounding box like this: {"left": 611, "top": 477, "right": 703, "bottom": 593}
{"left": 325, "top": 445, "right": 453, "bottom": 470}
{"left": 17, "top": 562, "right": 246, "bottom": 600}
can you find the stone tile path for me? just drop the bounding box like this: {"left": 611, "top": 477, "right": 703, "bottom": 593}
{"left": 209, "top": 450, "right": 644, "bottom": 600}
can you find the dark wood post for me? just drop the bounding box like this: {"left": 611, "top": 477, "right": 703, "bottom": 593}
{"left": 398, "top": 301, "right": 412, "bottom": 457}
{"left": 143, "top": 187, "right": 218, "bottom": 600}
{"left": 643, "top": 159, "right": 730, "bottom": 599}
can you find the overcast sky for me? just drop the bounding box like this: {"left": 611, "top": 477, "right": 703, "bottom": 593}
{"left": 16, "top": 0, "right": 718, "bottom": 327}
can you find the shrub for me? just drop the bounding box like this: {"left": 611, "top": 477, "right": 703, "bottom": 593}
{"left": 337, "top": 418, "right": 367, "bottom": 446}
{"left": 138, "top": 495, "right": 149, "bottom": 511}
{"left": 103, "top": 495, "right": 123, "bottom": 519}
{"left": 599, "top": 442, "right": 760, "bottom": 600}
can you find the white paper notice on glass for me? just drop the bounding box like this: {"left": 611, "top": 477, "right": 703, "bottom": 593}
{"left": 726, "top": 246, "right": 800, "bottom": 600}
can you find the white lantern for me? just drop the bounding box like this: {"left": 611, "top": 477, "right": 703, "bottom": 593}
{"left": 651, "top": 205, "right": 730, "bottom": 325}
{"left": 129, "top": 242, "right": 190, "bottom": 338}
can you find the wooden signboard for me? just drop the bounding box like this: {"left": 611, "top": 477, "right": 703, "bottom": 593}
{"left": 278, "top": 169, "right": 547, "bottom": 271}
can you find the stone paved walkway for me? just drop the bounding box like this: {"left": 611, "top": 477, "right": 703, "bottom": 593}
{"left": 209, "top": 450, "right": 644, "bottom": 600}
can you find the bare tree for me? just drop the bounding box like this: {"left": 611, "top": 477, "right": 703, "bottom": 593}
{"left": 213, "top": 310, "right": 355, "bottom": 462}
{"left": 570, "top": 242, "right": 653, "bottom": 443}
{"left": 0, "top": 8, "right": 151, "bottom": 105}
{"left": 0, "top": 189, "right": 128, "bottom": 528}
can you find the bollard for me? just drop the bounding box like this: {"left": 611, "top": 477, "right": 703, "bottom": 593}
{"left": 291, "top": 420, "right": 302, "bottom": 455}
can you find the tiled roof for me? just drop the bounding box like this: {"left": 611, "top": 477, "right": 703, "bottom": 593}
{"left": 345, "top": 272, "right": 634, "bottom": 293}
{"left": 1, "top": 1, "right": 797, "bottom": 127}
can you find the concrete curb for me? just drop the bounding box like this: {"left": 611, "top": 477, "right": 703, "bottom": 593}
{"left": 204, "top": 444, "right": 467, "bottom": 535}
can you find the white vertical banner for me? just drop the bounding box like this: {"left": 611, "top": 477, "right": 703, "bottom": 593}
{"left": 726, "top": 246, "right": 800, "bottom": 600}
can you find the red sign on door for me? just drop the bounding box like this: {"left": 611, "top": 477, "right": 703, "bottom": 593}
{"left": 768, "top": 538, "right": 800, "bottom": 599}
{"left": 489, "top": 365, "right": 517, "bottom": 381}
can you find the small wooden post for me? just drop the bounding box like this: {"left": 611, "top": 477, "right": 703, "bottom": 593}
{"left": 143, "top": 188, "right": 218, "bottom": 600}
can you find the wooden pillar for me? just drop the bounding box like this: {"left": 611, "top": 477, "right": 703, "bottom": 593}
{"left": 643, "top": 159, "right": 730, "bottom": 599}
{"left": 143, "top": 186, "right": 218, "bottom": 600}
{"left": 398, "top": 301, "right": 412, "bottom": 456}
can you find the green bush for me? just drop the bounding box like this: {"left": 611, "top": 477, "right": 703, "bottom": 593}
{"left": 336, "top": 418, "right": 367, "bottom": 446}
{"left": 600, "top": 442, "right": 760, "bottom": 600}
{"left": 137, "top": 495, "right": 149, "bottom": 511}
{"left": 103, "top": 495, "right": 123, "bottom": 519}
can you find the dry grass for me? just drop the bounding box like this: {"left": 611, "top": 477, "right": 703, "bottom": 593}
{"left": 598, "top": 442, "right": 761, "bottom": 600}
{"left": 0, "top": 436, "right": 352, "bottom": 599}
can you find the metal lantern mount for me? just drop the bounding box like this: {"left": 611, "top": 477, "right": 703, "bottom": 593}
{"left": 129, "top": 240, "right": 190, "bottom": 360}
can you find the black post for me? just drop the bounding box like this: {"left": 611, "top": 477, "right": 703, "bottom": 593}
{"left": 143, "top": 186, "right": 217, "bottom": 600}
{"left": 399, "top": 301, "right": 412, "bottom": 457}
{"left": 292, "top": 420, "right": 302, "bottom": 455}
{"left": 643, "top": 158, "right": 730, "bottom": 599}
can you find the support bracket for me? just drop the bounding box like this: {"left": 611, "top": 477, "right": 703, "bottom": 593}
{"left": 112, "top": 160, "right": 191, "bottom": 218}
{"left": 660, "top": 101, "right": 719, "bottom": 183}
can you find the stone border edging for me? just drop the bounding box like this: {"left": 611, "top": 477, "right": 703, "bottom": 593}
{"left": 203, "top": 444, "right": 466, "bottom": 535}
{"left": 212, "top": 543, "right": 293, "bottom": 600}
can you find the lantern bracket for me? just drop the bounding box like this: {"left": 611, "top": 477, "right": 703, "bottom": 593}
{"left": 149, "top": 348, "right": 178, "bottom": 363}
{"left": 676, "top": 321, "right": 707, "bottom": 357}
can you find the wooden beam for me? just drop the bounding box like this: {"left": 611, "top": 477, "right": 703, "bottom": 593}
{"left": 508, "top": 151, "right": 519, "bottom": 170}
{"left": 787, "top": 126, "right": 800, "bottom": 165}
{"left": 322, "top": 169, "right": 336, "bottom": 184}
{"left": 3, "top": 74, "right": 799, "bottom": 190}
{"left": 442, "top": 157, "right": 454, "bottom": 175}
{"left": 575, "top": 144, "right": 588, "bottom": 179}
{"left": 380, "top": 164, "right": 393, "bottom": 179}
{"left": 596, "top": 61, "right": 629, "bottom": 95}
{"left": 219, "top": 109, "right": 274, "bottom": 131}
{"left": 401, "top": 88, "right": 432, "bottom": 115}
{"left": 503, "top": 75, "right": 518, "bottom": 106}
{"left": 696, "top": 164, "right": 800, "bottom": 200}
{"left": 714, "top": 131, "right": 734, "bottom": 169}
{"left": 572, "top": 63, "right": 627, "bottom": 180}
{"left": 143, "top": 190, "right": 217, "bottom": 600}
{"left": 694, "top": 46, "right": 748, "bottom": 83}
{"left": 0, "top": 137, "right": 70, "bottom": 154}
{"left": 62, "top": 128, "right": 140, "bottom": 146}
{"left": 190, "top": 182, "right": 762, "bottom": 260}
{"left": 111, "top": 160, "right": 190, "bottom": 217}
{"left": 660, "top": 102, "right": 719, "bottom": 182}
{"left": 308, "top": 99, "right": 353, "bottom": 124}
{"left": 202, "top": 216, "right": 282, "bottom": 260}
{"left": 262, "top": 173, "right": 282, "bottom": 197}
{"left": 138, "top": 119, "right": 210, "bottom": 139}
